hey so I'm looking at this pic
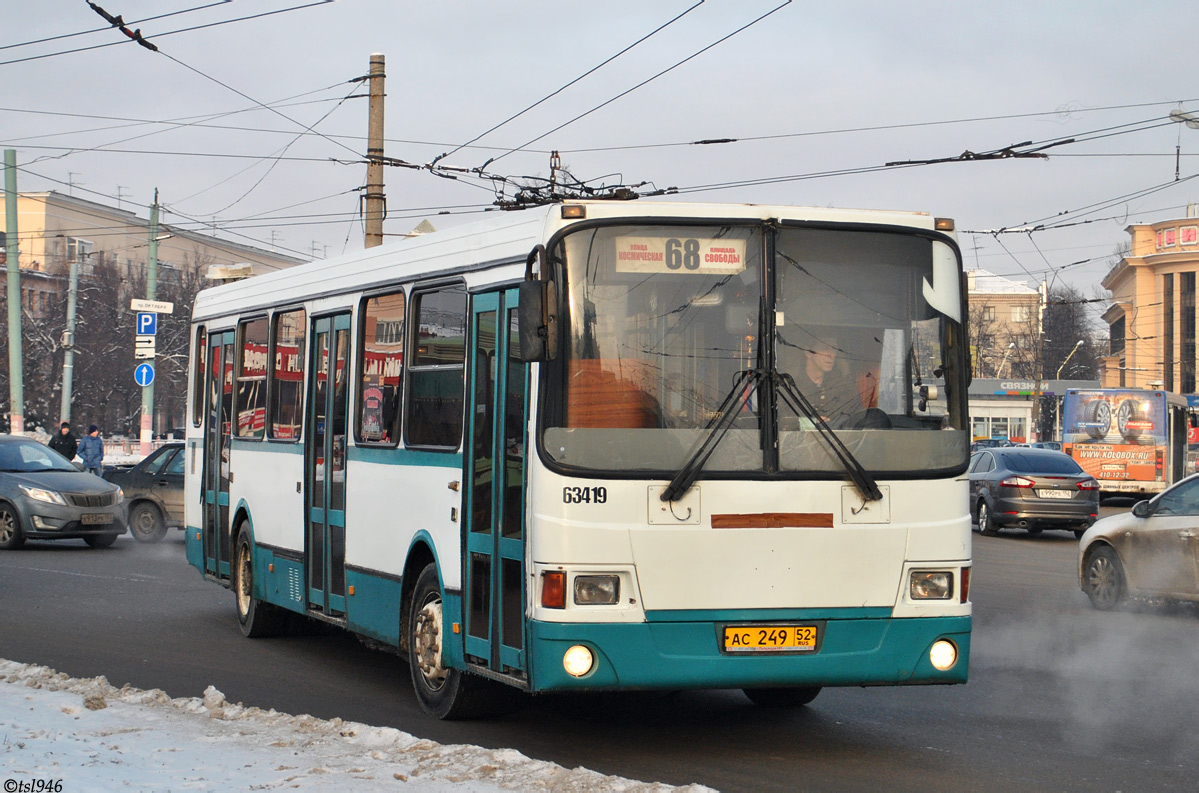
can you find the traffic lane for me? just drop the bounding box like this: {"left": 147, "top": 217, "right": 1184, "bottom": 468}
{"left": 3, "top": 530, "right": 1198, "bottom": 791}
{"left": 970, "top": 522, "right": 1199, "bottom": 784}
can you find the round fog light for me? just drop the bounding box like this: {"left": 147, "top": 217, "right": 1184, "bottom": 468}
{"left": 929, "top": 639, "right": 957, "bottom": 671}
{"left": 563, "top": 644, "right": 594, "bottom": 678}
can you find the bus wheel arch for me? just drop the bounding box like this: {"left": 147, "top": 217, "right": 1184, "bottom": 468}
{"left": 400, "top": 541, "right": 437, "bottom": 657}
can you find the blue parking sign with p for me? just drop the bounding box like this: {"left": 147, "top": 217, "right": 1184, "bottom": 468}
{"left": 137, "top": 312, "right": 158, "bottom": 335}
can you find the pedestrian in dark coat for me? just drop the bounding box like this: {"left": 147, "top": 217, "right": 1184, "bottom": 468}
{"left": 78, "top": 425, "right": 104, "bottom": 476}
{"left": 48, "top": 421, "right": 78, "bottom": 460}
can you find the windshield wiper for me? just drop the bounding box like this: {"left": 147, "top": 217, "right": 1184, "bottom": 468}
{"left": 773, "top": 370, "right": 883, "bottom": 502}
{"left": 660, "top": 368, "right": 884, "bottom": 504}
{"left": 661, "top": 368, "right": 763, "bottom": 502}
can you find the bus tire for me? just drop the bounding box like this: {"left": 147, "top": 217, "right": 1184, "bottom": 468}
{"left": 234, "top": 528, "right": 286, "bottom": 638}
{"left": 84, "top": 533, "right": 119, "bottom": 549}
{"left": 742, "top": 687, "right": 822, "bottom": 707}
{"left": 408, "top": 563, "right": 517, "bottom": 720}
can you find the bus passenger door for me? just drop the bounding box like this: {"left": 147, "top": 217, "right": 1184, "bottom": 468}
{"left": 305, "top": 314, "right": 351, "bottom": 616}
{"left": 464, "top": 289, "right": 529, "bottom": 679}
{"left": 202, "top": 331, "right": 235, "bottom": 578}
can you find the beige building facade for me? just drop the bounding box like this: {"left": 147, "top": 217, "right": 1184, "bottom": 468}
{"left": 1101, "top": 212, "right": 1199, "bottom": 392}
{"left": 967, "top": 268, "right": 1042, "bottom": 379}
{"left": 0, "top": 191, "right": 305, "bottom": 315}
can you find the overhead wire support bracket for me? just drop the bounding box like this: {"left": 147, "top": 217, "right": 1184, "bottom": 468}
{"left": 885, "top": 138, "right": 1075, "bottom": 167}
{"left": 88, "top": 2, "right": 159, "bottom": 51}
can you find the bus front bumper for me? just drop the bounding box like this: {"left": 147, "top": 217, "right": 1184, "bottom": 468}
{"left": 528, "top": 612, "right": 970, "bottom": 692}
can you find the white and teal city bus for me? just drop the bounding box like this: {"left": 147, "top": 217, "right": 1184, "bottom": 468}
{"left": 184, "top": 200, "right": 972, "bottom": 718}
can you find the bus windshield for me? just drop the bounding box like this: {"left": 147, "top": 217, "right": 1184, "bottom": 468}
{"left": 541, "top": 221, "right": 968, "bottom": 477}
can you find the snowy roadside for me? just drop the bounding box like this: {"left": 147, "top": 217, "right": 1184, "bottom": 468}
{"left": 0, "top": 659, "right": 714, "bottom": 792}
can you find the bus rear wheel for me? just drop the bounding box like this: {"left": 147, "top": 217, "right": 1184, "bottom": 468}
{"left": 408, "top": 563, "right": 519, "bottom": 720}
{"left": 742, "top": 687, "right": 822, "bottom": 707}
{"left": 234, "top": 529, "right": 286, "bottom": 638}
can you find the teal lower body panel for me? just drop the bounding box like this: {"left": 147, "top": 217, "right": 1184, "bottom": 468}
{"left": 528, "top": 613, "right": 970, "bottom": 692}
{"left": 185, "top": 525, "right": 203, "bottom": 573}
{"left": 255, "top": 546, "right": 307, "bottom": 615}
{"left": 344, "top": 568, "right": 402, "bottom": 646}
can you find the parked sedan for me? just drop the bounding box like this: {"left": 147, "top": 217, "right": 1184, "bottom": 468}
{"left": 969, "top": 447, "right": 1100, "bottom": 538}
{"left": 1079, "top": 474, "right": 1199, "bottom": 610}
{"left": 0, "top": 434, "right": 126, "bottom": 549}
{"left": 102, "top": 442, "right": 184, "bottom": 543}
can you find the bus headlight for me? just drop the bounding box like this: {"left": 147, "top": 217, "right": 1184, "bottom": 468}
{"left": 929, "top": 639, "right": 958, "bottom": 671}
{"left": 574, "top": 575, "right": 619, "bottom": 605}
{"left": 563, "top": 645, "right": 594, "bottom": 677}
{"left": 910, "top": 571, "right": 953, "bottom": 600}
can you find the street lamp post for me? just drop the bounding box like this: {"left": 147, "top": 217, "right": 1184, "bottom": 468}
{"left": 1056, "top": 340, "right": 1085, "bottom": 379}
{"left": 998, "top": 342, "right": 1017, "bottom": 378}
{"left": 1053, "top": 340, "right": 1085, "bottom": 443}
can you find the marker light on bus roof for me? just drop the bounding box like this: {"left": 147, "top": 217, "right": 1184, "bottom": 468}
{"left": 929, "top": 640, "right": 958, "bottom": 671}
{"left": 563, "top": 645, "right": 595, "bottom": 677}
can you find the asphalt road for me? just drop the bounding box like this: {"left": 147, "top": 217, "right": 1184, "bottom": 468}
{"left": 2, "top": 514, "right": 1197, "bottom": 792}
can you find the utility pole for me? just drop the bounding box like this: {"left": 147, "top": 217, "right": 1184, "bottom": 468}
{"left": 5, "top": 150, "right": 23, "bottom": 435}
{"left": 1030, "top": 280, "right": 1047, "bottom": 441}
{"left": 140, "top": 190, "right": 159, "bottom": 456}
{"left": 364, "top": 53, "right": 386, "bottom": 248}
{"left": 59, "top": 255, "right": 79, "bottom": 424}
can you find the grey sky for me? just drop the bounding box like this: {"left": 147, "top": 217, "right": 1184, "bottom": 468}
{"left": 4, "top": 1, "right": 1197, "bottom": 291}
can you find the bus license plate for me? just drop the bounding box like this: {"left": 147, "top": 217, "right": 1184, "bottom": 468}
{"left": 1037, "top": 490, "right": 1072, "bottom": 499}
{"left": 723, "top": 625, "right": 818, "bottom": 653}
{"left": 81, "top": 513, "right": 113, "bottom": 525}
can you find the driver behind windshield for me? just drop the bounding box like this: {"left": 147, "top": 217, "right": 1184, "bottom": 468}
{"left": 778, "top": 327, "right": 870, "bottom": 423}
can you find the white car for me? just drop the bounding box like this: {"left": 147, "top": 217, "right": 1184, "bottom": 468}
{"left": 1078, "top": 474, "right": 1199, "bottom": 609}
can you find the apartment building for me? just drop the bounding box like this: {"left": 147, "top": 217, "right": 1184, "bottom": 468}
{"left": 0, "top": 191, "right": 306, "bottom": 316}
{"left": 1101, "top": 210, "right": 1199, "bottom": 392}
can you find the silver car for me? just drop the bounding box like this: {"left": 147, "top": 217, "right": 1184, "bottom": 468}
{"left": 1079, "top": 473, "right": 1199, "bottom": 609}
{"left": 0, "top": 434, "right": 126, "bottom": 549}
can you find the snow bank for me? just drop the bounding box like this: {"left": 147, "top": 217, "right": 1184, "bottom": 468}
{"left": 0, "top": 659, "right": 713, "bottom": 792}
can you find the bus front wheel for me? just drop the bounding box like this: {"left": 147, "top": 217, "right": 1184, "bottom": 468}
{"left": 234, "top": 528, "right": 286, "bottom": 638}
{"left": 408, "top": 563, "right": 519, "bottom": 720}
{"left": 742, "top": 687, "right": 822, "bottom": 707}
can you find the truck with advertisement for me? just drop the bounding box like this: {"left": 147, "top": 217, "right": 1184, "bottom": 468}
{"left": 1061, "top": 388, "right": 1189, "bottom": 496}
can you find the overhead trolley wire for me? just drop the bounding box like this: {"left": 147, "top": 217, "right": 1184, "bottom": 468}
{"left": 0, "top": 1, "right": 232, "bottom": 52}
{"left": 0, "top": 1, "right": 334, "bottom": 67}
{"left": 432, "top": 0, "right": 706, "bottom": 166}
{"left": 480, "top": 0, "right": 792, "bottom": 169}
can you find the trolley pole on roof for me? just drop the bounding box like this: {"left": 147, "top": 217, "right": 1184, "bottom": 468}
{"left": 4, "top": 149, "right": 24, "bottom": 435}
{"left": 364, "top": 53, "right": 386, "bottom": 249}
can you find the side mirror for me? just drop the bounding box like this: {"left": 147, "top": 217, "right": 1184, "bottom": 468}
{"left": 516, "top": 280, "right": 546, "bottom": 363}
{"left": 1132, "top": 500, "right": 1151, "bottom": 518}
{"left": 513, "top": 245, "right": 558, "bottom": 364}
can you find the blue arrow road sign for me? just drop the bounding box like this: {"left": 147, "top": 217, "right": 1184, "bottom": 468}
{"left": 137, "top": 312, "right": 158, "bottom": 335}
{"left": 134, "top": 362, "right": 155, "bottom": 387}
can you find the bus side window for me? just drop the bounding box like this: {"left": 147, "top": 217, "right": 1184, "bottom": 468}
{"left": 236, "top": 317, "right": 269, "bottom": 439}
{"left": 358, "top": 290, "right": 406, "bottom": 444}
{"left": 269, "top": 309, "right": 306, "bottom": 441}
{"left": 405, "top": 284, "right": 467, "bottom": 448}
